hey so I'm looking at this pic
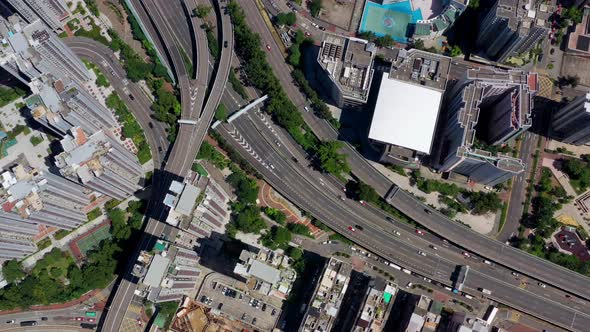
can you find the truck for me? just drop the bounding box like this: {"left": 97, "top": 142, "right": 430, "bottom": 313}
{"left": 479, "top": 288, "right": 492, "bottom": 295}
{"left": 20, "top": 321, "right": 37, "bottom": 326}
{"left": 453, "top": 265, "right": 470, "bottom": 292}
{"left": 390, "top": 263, "right": 402, "bottom": 271}
{"left": 402, "top": 268, "right": 412, "bottom": 275}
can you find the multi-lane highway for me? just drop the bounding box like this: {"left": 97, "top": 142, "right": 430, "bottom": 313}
{"left": 215, "top": 112, "right": 590, "bottom": 330}
{"left": 236, "top": 0, "right": 590, "bottom": 304}
{"left": 64, "top": 37, "right": 169, "bottom": 165}
{"left": 101, "top": 0, "right": 232, "bottom": 330}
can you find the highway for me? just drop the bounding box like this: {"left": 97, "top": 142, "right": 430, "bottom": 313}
{"left": 100, "top": 0, "right": 232, "bottom": 330}
{"left": 236, "top": 0, "right": 590, "bottom": 303}
{"left": 214, "top": 112, "right": 590, "bottom": 330}
{"left": 64, "top": 37, "right": 169, "bottom": 165}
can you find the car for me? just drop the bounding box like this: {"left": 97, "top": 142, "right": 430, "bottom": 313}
{"left": 418, "top": 251, "right": 427, "bottom": 257}
{"left": 271, "top": 309, "right": 277, "bottom": 316}
{"left": 252, "top": 317, "right": 257, "bottom": 325}
{"left": 75, "top": 317, "right": 84, "bottom": 321}
{"left": 87, "top": 318, "right": 96, "bottom": 323}
{"left": 415, "top": 229, "right": 425, "bottom": 236}
{"left": 158, "top": 146, "right": 163, "bottom": 152}
{"left": 266, "top": 44, "right": 271, "bottom": 51}
{"left": 354, "top": 225, "right": 364, "bottom": 231}
{"left": 423, "top": 277, "right": 432, "bottom": 283}
{"left": 565, "top": 294, "right": 571, "bottom": 298}
{"left": 319, "top": 26, "right": 326, "bottom": 31}
{"left": 348, "top": 226, "right": 355, "bottom": 232}
{"left": 304, "top": 106, "right": 311, "bottom": 112}
{"left": 148, "top": 122, "right": 154, "bottom": 128}
{"left": 200, "top": 295, "right": 207, "bottom": 303}
{"left": 311, "top": 22, "right": 319, "bottom": 28}
{"left": 6, "top": 320, "right": 15, "bottom": 324}
{"left": 386, "top": 216, "right": 394, "bottom": 222}
{"left": 511, "top": 272, "right": 519, "bottom": 277}
{"left": 462, "top": 251, "right": 471, "bottom": 258}
{"left": 262, "top": 303, "right": 267, "bottom": 311}
{"left": 41, "top": 317, "right": 48, "bottom": 321}
{"left": 423, "top": 208, "right": 432, "bottom": 214}
{"left": 128, "top": 94, "right": 135, "bottom": 100}
{"left": 241, "top": 313, "right": 247, "bottom": 320}
{"left": 441, "top": 239, "right": 449, "bottom": 247}
{"left": 340, "top": 195, "right": 346, "bottom": 201}
{"left": 359, "top": 200, "right": 367, "bottom": 206}
{"left": 305, "top": 31, "right": 311, "bottom": 36}
{"left": 429, "top": 245, "right": 438, "bottom": 250}
{"left": 483, "top": 260, "right": 493, "bottom": 265}
{"left": 274, "top": 140, "right": 281, "bottom": 147}
{"left": 406, "top": 282, "right": 413, "bottom": 288}
{"left": 218, "top": 303, "right": 223, "bottom": 310}
{"left": 393, "top": 231, "right": 401, "bottom": 236}
{"left": 538, "top": 282, "right": 546, "bottom": 288}
{"left": 224, "top": 41, "right": 228, "bottom": 48}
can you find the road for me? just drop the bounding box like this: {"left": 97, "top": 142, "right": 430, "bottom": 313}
{"left": 214, "top": 112, "right": 590, "bottom": 330}
{"left": 64, "top": 37, "right": 169, "bottom": 165}
{"left": 237, "top": 0, "right": 590, "bottom": 303}
{"left": 0, "top": 306, "right": 100, "bottom": 331}
{"left": 100, "top": 0, "right": 232, "bottom": 330}
{"left": 498, "top": 131, "right": 538, "bottom": 241}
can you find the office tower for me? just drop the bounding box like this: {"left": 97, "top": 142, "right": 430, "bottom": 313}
{"left": 0, "top": 164, "right": 92, "bottom": 231}
{"left": 0, "top": 17, "right": 91, "bottom": 84}
{"left": 551, "top": 92, "right": 590, "bottom": 145}
{"left": 28, "top": 77, "right": 117, "bottom": 136}
{"left": 436, "top": 68, "right": 538, "bottom": 185}
{"left": 317, "top": 33, "right": 376, "bottom": 107}
{"left": 55, "top": 127, "right": 144, "bottom": 200}
{"left": 476, "top": 0, "right": 551, "bottom": 62}
{"left": 6, "top": 0, "right": 70, "bottom": 31}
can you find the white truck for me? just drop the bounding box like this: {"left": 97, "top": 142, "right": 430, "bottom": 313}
{"left": 479, "top": 288, "right": 492, "bottom": 295}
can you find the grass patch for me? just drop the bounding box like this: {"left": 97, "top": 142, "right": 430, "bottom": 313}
{"left": 498, "top": 201, "right": 509, "bottom": 232}
{"left": 54, "top": 229, "right": 72, "bottom": 240}
{"left": 328, "top": 233, "right": 353, "bottom": 245}
{"left": 29, "top": 136, "right": 43, "bottom": 146}
{"left": 36, "top": 238, "right": 52, "bottom": 251}
{"left": 87, "top": 207, "right": 103, "bottom": 221}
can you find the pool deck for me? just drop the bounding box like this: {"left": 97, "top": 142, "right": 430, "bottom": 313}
{"left": 360, "top": 0, "right": 423, "bottom": 42}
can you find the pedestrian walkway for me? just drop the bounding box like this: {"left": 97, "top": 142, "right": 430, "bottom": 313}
{"left": 258, "top": 182, "right": 325, "bottom": 239}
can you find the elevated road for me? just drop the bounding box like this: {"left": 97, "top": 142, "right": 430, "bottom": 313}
{"left": 237, "top": 0, "right": 590, "bottom": 302}
{"left": 64, "top": 37, "right": 168, "bottom": 165}
{"left": 215, "top": 114, "right": 590, "bottom": 331}
{"left": 101, "top": 0, "right": 231, "bottom": 331}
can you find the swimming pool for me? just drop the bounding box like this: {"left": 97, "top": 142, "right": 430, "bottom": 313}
{"left": 360, "top": 1, "right": 423, "bottom": 43}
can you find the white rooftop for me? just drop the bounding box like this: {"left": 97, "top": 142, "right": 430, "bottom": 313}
{"left": 369, "top": 75, "right": 443, "bottom": 154}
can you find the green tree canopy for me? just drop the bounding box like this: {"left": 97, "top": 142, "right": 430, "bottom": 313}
{"left": 2, "top": 260, "right": 25, "bottom": 283}
{"left": 276, "top": 12, "right": 296, "bottom": 26}
{"left": 193, "top": 5, "right": 212, "bottom": 18}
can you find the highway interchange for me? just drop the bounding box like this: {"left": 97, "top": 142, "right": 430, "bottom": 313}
{"left": 78, "top": 0, "right": 590, "bottom": 330}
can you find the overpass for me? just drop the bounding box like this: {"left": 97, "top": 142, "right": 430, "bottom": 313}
{"left": 100, "top": 0, "right": 233, "bottom": 329}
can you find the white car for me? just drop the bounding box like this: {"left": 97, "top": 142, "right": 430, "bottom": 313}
{"left": 538, "top": 282, "right": 547, "bottom": 288}
{"left": 406, "top": 282, "right": 413, "bottom": 288}
{"left": 418, "top": 251, "right": 427, "bottom": 257}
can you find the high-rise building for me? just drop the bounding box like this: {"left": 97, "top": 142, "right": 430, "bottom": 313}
{"left": 27, "top": 77, "right": 117, "bottom": 136}
{"left": 551, "top": 92, "right": 590, "bottom": 145}
{"left": 6, "top": 0, "right": 70, "bottom": 31}
{"left": 0, "top": 164, "right": 92, "bottom": 231}
{"left": 55, "top": 127, "right": 144, "bottom": 200}
{"left": 316, "top": 33, "right": 376, "bottom": 107}
{"left": 0, "top": 17, "right": 91, "bottom": 83}
{"left": 476, "top": 0, "right": 551, "bottom": 62}
{"left": 436, "top": 68, "right": 538, "bottom": 185}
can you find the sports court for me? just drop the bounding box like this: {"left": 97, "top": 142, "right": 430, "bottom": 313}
{"left": 360, "top": 1, "right": 423, "bottom": 42}
{"left": 70, "top": 221, "right": 112, "bottom": 260}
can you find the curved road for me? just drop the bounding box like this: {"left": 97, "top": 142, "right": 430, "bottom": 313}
{"left": 237, "top": 0, "right": 590, "bottom": 303}
{"left": 64, "top": 37, "right": 169, "bottom": 165}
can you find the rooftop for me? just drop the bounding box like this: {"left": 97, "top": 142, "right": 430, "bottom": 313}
{"left": 369, "top": 49, "right": 451, "bottom": 155}
{"left": 143, "top": 254, "right": 170, "bottom": 288}
{"left": 318, "top": 33, "right": 375, "bottom": 103}
{"left": 249, "top": 260, "right": 281, "bottom": 285}
{"left": 567, "top": 6, "right": 590, "bottom": 54}
{"left": 495, "top": 0, "right": 552, "bottom": 36}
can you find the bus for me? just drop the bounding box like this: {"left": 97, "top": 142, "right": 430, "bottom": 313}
{"left": 85, "top": 311, "right": 97, "bottom": 318}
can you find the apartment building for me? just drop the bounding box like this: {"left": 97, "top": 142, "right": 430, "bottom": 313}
{"left": 6, "top": 0, "right": 70, "bottom": 31}
{"left": 435, "top": 67, "right": 537, "bottom": 185}
{"left": 551, "top": 92, "right": 590, "bottom": 145}
{"left": 55, "top": 127, "right": 143, "bottom": 200}
{"left": 476, "top": 0, "right": 551, "bottom": 62}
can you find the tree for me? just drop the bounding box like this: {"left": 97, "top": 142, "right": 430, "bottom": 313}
{"left": 276, "top": 12, "right": 296, "bottom": 26}
{"left": 357, "top": 181, "right": 379, "bottom": 203}
{"left": 2, "top": 260, "right": 25, "bottom": 284}
{"left": 270, "top": 226, "right": 292, "bottom": 246}
{"left": 468, "top": 0, "right": 479, "bottom": 8}
{"left": 316, "top": 141, "right": 350, "bottom": 177}
{"left": 286, "top": 246, "right": 303, "bottom": 260}
{"left": 467, "top": 191, "right": 502, "bottom": 215}
{"left": 264, "top": 207, "right": 287, "bottom": 225}
{"left": 375, "top": 35, "right": 394, "bottom": 48}
{"left": 234, "top": 206, "right": 266, "bottom": 233}
{"left": 288, "top": 45, "right": 301, "bottom": 66}
{"left": 309, "top": 0, "right": 322, "bottom": 17}
{"left": 287, "top": 223, "right": 312, "bottom": 237}
{"left": 562, "top": 7, "right": 583, "bottom": 24}
{"left": 449, "top": 45, "right": 462, "bottom": 57}
{"left": 108, "top": 208, "right": 131, "bottom": 240}
{"left": 193, "top": 5, "right": 211, "bottom": 18}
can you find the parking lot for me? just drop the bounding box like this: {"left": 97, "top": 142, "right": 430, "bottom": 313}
{"left": 197, "top": 277, "right": 280, "bottom": 331}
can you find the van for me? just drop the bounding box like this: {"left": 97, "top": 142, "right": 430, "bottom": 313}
{"left": 464, "top": 294, "right": 474, "bottom": 299}
{"left": 483, "top": 260, "right": 493, "bottom": 265}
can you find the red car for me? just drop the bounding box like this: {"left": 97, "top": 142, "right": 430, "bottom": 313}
{"left": 462, "top": 251, "right": 471, "bottom": 258}
{"left": 348, "top": 226, "right": 356, "bottom": 232}
{"left": 75, "top": 317, "right": 84, "bottom": 321}
{"left": 305, "top": 31, "right": 311, "bottom": 36}
{"left": 266, "top": 44, "right": 271, "bottom": 51}
{"left": 415, "top": 229, "right": 425, "bottom": 236}
{"left": 359, "top": 200, "right": 367, "bottom": 206}
{"left": 86, "top": 318, "right": 96, "bottom": 323}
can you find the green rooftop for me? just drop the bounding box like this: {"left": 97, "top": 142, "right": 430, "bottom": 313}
{"left": 414, "top": 23, "right": 431, "bottom": 36}
{"left": 153, "top": 241, "right": 166, "bottom": 252}
{"left": 154, "top": 312, "right": 167, "bottom": 328}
